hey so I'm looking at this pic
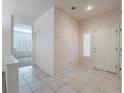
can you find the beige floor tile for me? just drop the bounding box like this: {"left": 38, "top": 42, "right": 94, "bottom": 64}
{"left": 19, "top": 75, "right": 24, "bottom": 81}
{"left": 19, "top": 69, "right": 27, "bottom": 75}
{"left": 24, "top": 75, "right": 41, "bottom": 84}
{"left": 32, "top": 68, "right": 45, "bottom": 75}
{"left": 79, "top": 71, "right": 96, "bottom": 80}
{"left": 58, "top": 76, "right": 73, "bottom": 84}
{"left": 36, "top": 74, "right": 49, "bottom": 81}
{"left": 17, "top": 65, "right": 121, "bottom": 93}
{"left": 54, "top": 73, "right": 65, "bottom": 80}
{"left": 85, "top": 78, "right": 103, "bottom": 89}
{"left": 19, "top": 85, "right": 32, "bottom": 93}
{"left": 57, "top": 85, "right": 76, "bottom": 93}
{"left": 23, "top": 71, "right": 35, "bottom": 78}
{"left": 101, "top": 87, "right": 121, "bottom": 93}
{"left": 67, "top": 77, "right": 87, "bottom": 91}
{"left": 40, "top": 76, "right": 54, "bottom": 83}
{"left": 55, "top": 72, "right": 75, "bottom": 84}
{"left": 19, "top": 80, "right": 27, "bottom": 87}
{"left": 93, "top": 70, "right": 107, "bottom": 79}
{"left": 47, "top": 79, "right": 65, "bottom": 91}
{"left": 36, "top": 71, "right": 50, "bottom": 78}
{"left": 34, "top": 85, "right": 55, "bottom": 93}
{"left": 79, "top": 84, "right": 101, "bottom": 93}
{"left": 28, "top": 80, "right": 45, "bottom": 92}
{"left": 60, "top": 70, "right": 78, "bottom": 78}
{"left": 102, "top": 76, "right": 121, "bottom": 90}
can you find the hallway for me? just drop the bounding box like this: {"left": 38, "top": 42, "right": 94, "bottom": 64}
{"left": 18, "top": 64, "right": 121, "bottom": 93}
{"left": 2, "top": 0, "right": 122, "bottom": 93}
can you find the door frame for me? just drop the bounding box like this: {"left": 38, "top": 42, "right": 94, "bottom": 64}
{"left": 11, "top": 15, "right": 14, "bottom": 55}
{"left": 117, "top": 27, "right": 122, "bottom": 79}
{"left": 33, "top": 31, "right": 40, "bottom": 66}
{"left": 11, "top": 16, "right": 33, "bottom": 67}
{"left": 91, "top": 27, "right": 120, "bottom": 74}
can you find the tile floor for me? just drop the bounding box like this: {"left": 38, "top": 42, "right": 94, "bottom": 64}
{"left": 18, "top": 64, "right": 121, "bottom": 93}
{"left": 17, "top": 57, "right": 32, "bottom": 67}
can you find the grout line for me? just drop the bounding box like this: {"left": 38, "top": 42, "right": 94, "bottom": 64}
{"left": 34, "top": 74, "right": 57, "bottom": 93}
{"left": 21, "top": 66, "right": 56, "bottom": 93}
{"left": 19, "top": 65, "right": 121, "bottom": 93}
{"left": 20, "top": 71, "right": 34, "bottom": 93}
{"left": 31, "top": 66, "right": 76, "bottom": 93}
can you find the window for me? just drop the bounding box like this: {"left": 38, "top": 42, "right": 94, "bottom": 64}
{"left": 14, "top": 23, "right": 32, "bottom": 51}
{"left": 83, "top": 32, "right": 90, "bottom": 58}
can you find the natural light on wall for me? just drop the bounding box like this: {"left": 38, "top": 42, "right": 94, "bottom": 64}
{"left": 14, "top": 23, "right": 32, "bottom": 33}
{"left": 83, "top": 32, "right": 90, "bottom": 58}
{"left": 14, "top": 23, "right": 32, "bottom": 52}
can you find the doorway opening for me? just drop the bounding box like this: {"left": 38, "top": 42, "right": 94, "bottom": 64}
{"left": 13, "top": 23, "right": 32, "bottom": 67}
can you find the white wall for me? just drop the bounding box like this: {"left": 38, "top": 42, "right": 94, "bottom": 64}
{"left": 54, "top": 7, "right": 79, "bottom": 73}
{"left": 79, "top": 8, "right": 121, "bottom": 63}
{"left": 14, "top": 16, "right": 33, "bottom": 26}
{"left": 33, "top": 7, "right": 54, "bottom": 76}
{"left": 2, "top": 13, "right": 12, "bottom": 67}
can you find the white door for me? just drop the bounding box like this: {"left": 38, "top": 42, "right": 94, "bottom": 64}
{"left": 93, "top": 28, "right": 117, "bottom": 73}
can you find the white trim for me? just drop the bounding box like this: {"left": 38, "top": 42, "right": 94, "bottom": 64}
{"left": 11, "top": 15, "right": 14, "bottom": 55}
{"left": 14, "top": 30, "right": 32, "bottom": 34}
{"left": 92, "top": 27, "right": 119, "bottom": 74}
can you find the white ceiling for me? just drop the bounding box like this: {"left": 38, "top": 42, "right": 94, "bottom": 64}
{"left": 3, "top": 0, "right": 121, "bottom": 21}
{"left": 54, "top": 0, "right": 121, "bottom": 21}
{"left": 3, "top": 0, "right": 53, "bottom": 21}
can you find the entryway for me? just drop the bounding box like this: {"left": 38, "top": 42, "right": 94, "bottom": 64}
{"left": 13, "top": 23, "right": 32, "bottom": 67}
{"left": 93, "top": 28, "right": 118, "bottom": 73}
{"left": 83, "top": 28, "right": 120, "bottom": 74}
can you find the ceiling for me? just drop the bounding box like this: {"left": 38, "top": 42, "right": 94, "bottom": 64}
{"left": 54, "top": 0, "right": 121, "bottom": 21}
{"left": 3, "top": 0, "right": 121, "bottom": 21}
{"left": 3, "top": 0, "right": 53, "bottom": 21}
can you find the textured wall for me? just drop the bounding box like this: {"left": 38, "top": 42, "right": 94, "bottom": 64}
{"left": 79, "top": 8, "right": 121, "bottom": 63}
{"left": 54, "top": 8, "right": 79, "bottom": 73}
